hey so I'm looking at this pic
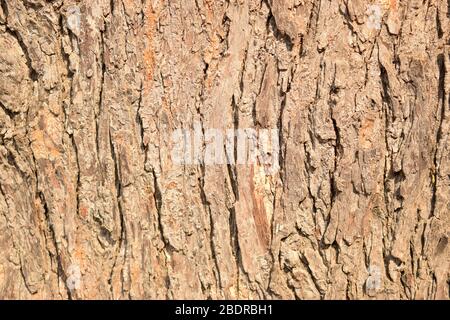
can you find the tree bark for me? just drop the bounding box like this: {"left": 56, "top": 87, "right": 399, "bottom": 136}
{"left": 0, "top": 0, "right": 448, "bottom": 299}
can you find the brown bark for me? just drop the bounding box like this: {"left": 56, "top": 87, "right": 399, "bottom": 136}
{"left": 0, "top": 0, "right": 449, "bottom": 299}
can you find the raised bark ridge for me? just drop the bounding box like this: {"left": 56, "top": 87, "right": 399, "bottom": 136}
{"left": 0, "top": 0, "right": 448, "bottom": 299}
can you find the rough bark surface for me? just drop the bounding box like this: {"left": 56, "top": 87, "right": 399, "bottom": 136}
{"left": 0, "top": 0, "right": 449, "bottom": 299}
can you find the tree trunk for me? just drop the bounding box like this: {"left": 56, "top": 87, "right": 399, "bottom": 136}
{"left": 0, "top": 0, "right": 448, "bottom": 299}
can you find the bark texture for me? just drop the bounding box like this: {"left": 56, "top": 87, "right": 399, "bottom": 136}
{"left": 0, "top": 0, "right": 449, "bottom": 299}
